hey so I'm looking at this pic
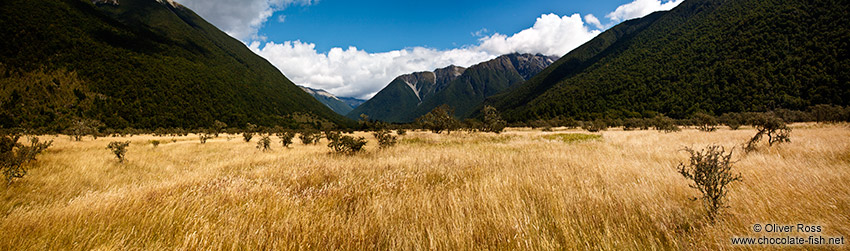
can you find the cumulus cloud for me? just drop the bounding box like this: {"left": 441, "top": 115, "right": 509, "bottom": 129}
{"left": 606, "top": 0, "right": 683, "bottom": 22}
{"left": 249, "top": 41, "right": 496, "bottom": 99}
{"left": 249, "top": 13, "right": 603, "bottom": 99}
{"left": 177, "top": 0, "right": 314, "bottom": 40}
{"left": 584, "top": 14, "right": 603, "bottom": 29}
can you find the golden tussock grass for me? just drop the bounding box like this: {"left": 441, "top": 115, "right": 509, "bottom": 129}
{"left": 1, "top": 124, "right": 848, "bottom": 250}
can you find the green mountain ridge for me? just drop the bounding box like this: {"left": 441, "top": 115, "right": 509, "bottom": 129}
{"left": 0, "top": 0, "right": 350, "bottom": 131}
{"left": 349, "top": 53, "right": 556, "bottom": 123}
{"left": 299, "top": 85, "right": 363, "bottom": 115}
{"left": 485, "top": 0, "right": 849, "bottom": 122}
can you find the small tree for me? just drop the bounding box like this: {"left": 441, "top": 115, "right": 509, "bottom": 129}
{"left": 299, "top": 130, "right": 320, "bottom": 145}
{"left": 327, "top": 132, "right": 367, "bottom": 154}
{"left": 65, "top": 119, "right": 104, "bottom": 141}
{"left": 719, "top": 113, "right": 743, "bottom": 130}
{"left": 212, "top": 120, "right": 227, "bottom": 137}
{"left": 396, "top": 128, "right": 407, "bottom": 136}
{"left": 744, "top": 113, "right": 791, "bottom": 153}
{"left": 693, "top": 113, "right": 718, "bottom": 132}
{"left": 373, "top": 129, "right": 397, "bottom": 148}
{"left": 150, "top": 140, "right": 161, "bottom": 148}
{"left": 677, "top": 145, "right": 742, "bottom": 222}
{"left": 654, "top": 115, "right": 680, "bottom": 133}
{"left": 256, "top": 135, "right": 272, "bottom": 151}
{"left": 243, "top": 123, "right": 257, "bottom": 142}
{"left": 1, "top": 135, "right": 52, "bottom": 184}
{"left": 276, "top": 131, "right": 295, "bottom": 148}
{"left": 417, "top": 104, "right": 459, "bottom": 134}
{"left": 199, "top": 133, "right": 213, "bottom": 144}
{"left": 481, "top": 105, "right": 507, "bottom": 133}
{"left": 107, "top": 141, "right": 131, "bottom": 163}
{"left": 581, "top": 119, "right": 608, "bottom": 132}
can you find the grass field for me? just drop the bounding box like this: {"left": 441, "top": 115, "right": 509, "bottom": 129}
{"left": 1, "top": 124, "right": 848, "bottom": 249}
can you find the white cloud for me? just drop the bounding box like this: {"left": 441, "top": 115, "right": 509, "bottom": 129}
{"left": 277, "top": 15, "right": 286, "bottom": 23}
{"left": 584, "top": 14, "right": 603, "bottom": 29}
{"left": 176, "top": 0, "right": 314, "bottom": 40}
{"left": 249, "top": 13, "right": 603, "bottom": 99}
{"left": 606, "top": 0, "right": 683, "bottom": 22}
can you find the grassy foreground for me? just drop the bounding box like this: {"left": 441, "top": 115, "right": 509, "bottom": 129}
{"left": 1, "top": 124, "right": 848, "bottom": 249}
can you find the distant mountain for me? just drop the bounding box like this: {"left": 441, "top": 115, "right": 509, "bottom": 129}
{"left": 299, "top": 86, "right": 362, "bottom": 115}
{"left": 0, "top": 0, "right": 350, "bottom": 130}
{"left": 349, "top": 53, "right": 556, "bottom": 123}
{"left": 485, "top": 0, "right": 850, "bottom": 122}
{"left": 338, "top": 97, "right": 366, "bottom": 110}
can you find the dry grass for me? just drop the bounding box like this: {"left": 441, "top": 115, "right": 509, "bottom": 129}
{"left": 1, "top": 124, "right": 848, "bottom": 250}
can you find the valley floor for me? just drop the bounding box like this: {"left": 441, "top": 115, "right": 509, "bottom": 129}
{"left": 1, "top": 124, "right": 848, "bottom": 249}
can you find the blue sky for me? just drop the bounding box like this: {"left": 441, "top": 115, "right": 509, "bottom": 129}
{"left": 178, "top": 0, "right": 684, "bottom": 99}
{"left": 262, "top": 0, "right": 630, "bottom": 53}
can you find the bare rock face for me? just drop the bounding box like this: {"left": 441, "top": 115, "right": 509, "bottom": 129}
{"left": 92, "top": 0, "right": 119, "bottom": 5}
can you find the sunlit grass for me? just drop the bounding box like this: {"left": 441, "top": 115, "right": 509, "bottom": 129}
{"left": 0, "top": 124, "right": 848, "bottom": 249}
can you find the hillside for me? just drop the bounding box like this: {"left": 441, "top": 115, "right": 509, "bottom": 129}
{"left": 486, "top": 0, "right": 850, "bottom": 122}
{"left": 347, "top": 65, "right": 466, "bottom": 123}
{"left": 299, "top": 86, "right": 357, "bottom": 115}
{"left": 350, "top": 54, "right": 555, "bottom": 123}
{"left": 0, "top": 0, "right": 349, "bottom": 131}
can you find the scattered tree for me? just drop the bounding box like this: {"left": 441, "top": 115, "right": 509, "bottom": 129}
{"left": 276, "top": 131, "right": 295, "bottom": 148}
{"left": 396, "top": 128, "right": 407, "bottom": 136}
{"left": 199, "top": 133, "right": 213, "bottom": 144}
{"left": 107, "top": 141, "right": 131, "bottom": 163}
{"left": 327, "top": 132, "right": 367, "bottom": 154}
{"left": 242, "top": 123, "right": 258, "bottom": 142}
{"left": 256, "top": 135, "right": 272, "bottom": 151}
{"left": 581, "top": 119, "right": 608, "bottom": 132}
{"left": 744, "top": 113, "right": 791, "bottom": 153}
{"left": 373, "top": 129, "right": 397, "bottom": 148}
{"left": 677, "top": 145, "right": 742, "bottom": 222}
{"left": 481, "top": 105, "right": 507, "bottom": 133}
{"left": 150, "top": 140, "right": 161, "bottom": 148}
{"left": 64, "top": 119, "right": 104, "bottom": 141}
{"left": 693, "top": 113, "right": 718, "bottom": 132}
{"left": 212, "top": 120, "right": 228, "bottom": 137}
{"left": 1, "top": 135, "right": 52, "bottom": 184}
{"left": 417, "top": 104, "right": 459, "bottom": 134}
{"left": 654, "top": 115, "right": 681, "bottom": 133}
{"left": 300, "top": 131, "right": 320, "bottom": 145}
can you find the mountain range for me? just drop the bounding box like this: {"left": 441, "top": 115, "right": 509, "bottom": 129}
{"left": 299, "top": 86, "right": 365, "bottom": 115}
{"left": 484, "top": 0, "right": 849, "bottom": 121}
{"left": 349, "top": 53, "right": 556, "bottom": 123}
{"left": 0, "top": 0, "right": 349, "bottom": 130}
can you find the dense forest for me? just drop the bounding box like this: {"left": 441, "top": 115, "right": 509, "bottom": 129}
{"left": 485, "top": 0, "right": 849, "bottom": 122}
{"left": 0, "top": 0, "right": 350, "bottom": 132}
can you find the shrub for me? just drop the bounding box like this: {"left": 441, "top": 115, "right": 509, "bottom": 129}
{"left": 677, "top": 145, "right": 741, "bottom": 222}
{"left": 373, "top": 129, "right": 397, "bottom": 148}
{"left": 396, "top": 128, "right": 407, "bottom": 136}
{"left": 242, "top": 123, "right": 258, "bottom": 142}
{"left": 581, "top": 119, "right": 608, "bottom": 132}
{"left": 300, "top": 131, "right": 320, "bottom": 145}
{"left": 693, "top": 113, "right": 718, "bottom": 132}
{"left": 256, "top": 135, "right": 272, "bottom": 152}
{"left": 212, "top": 120, "right": 227, "bottom": 137}
{"left": 481, "top": 105, "right": 507, "bottom": 133}
{"left": 199, "top": 133, "right": 213, "bottom": 144}
{"left": 417, "top": 104, "right": 459, "bottom": 134}
{"left": 654, "top": 115, "right": 680, "bottom": 133}
{"left": 107, "top": 141, "right": 131, "bottom": 163}
{"left": 276, "top": 131, "right": 295, "bottom": 148}
{"left": 744, "top": 113, "right": 791, "bottom": 153}
{"left": 1, "top": 135, "right": 52, "bottom": 183}
{"left": 64, "top": 119, "right": 104, "bottom": 141}
{"left": 327, "top": 132, "right": 367, "bottom": 154}
{"left": 150, "top": 140, "right": 161, "bottom": 148}
{"left": 719, "top": 113, "right": 743, "bottom": 130}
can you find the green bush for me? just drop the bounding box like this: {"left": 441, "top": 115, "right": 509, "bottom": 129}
{"left": 677, "top": 145, "right": 741, "bottom": 222}
{"left": 581, "top": 119, "right": 608, "bottom": 132}
{"left": 693, "top": 113, "right": 718, "bottom": 132}
{"left": 481, "top": 105, "right": 507, "bottom": 133}
{"left": 256, "top": 135, "right": 272, "bottom": 152}
{"left": 373, "top": 129, "right": 397, "bottom": 148}
{"left": 417, "top": 104, "right": 459, "bottom": 134}
{"left": 744, "top": 113, "right": 791, "bottom": 153}
{"left": 107, "top": 141, "right": 130, "bottom": 163}
{"left": 327, "top": 132, "right": 367, "bottom": 154}
{"left": 654, "top": 115, "right": 680, "bottom": 133}
{"left": 300, "top": 131, "right": 320, "bottom": 145}
{"left": 150, "top": 140, "right": 161, "bottom": 148}
{"left": 1, "top": 135, "right": 52, "bottom": 183}
{"left": 276, "top": 131, "right": 295, "bottom": 148}
{"left": 396, "top": 128, "right": 407, "bottom": 136}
